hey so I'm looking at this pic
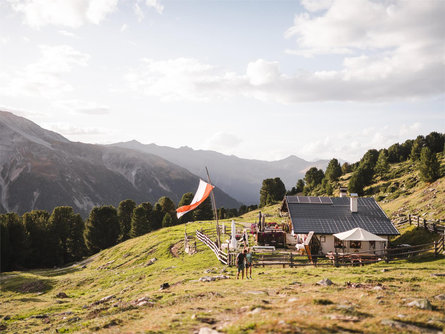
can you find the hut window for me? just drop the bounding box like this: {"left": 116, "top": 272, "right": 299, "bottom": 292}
{"left": 334, "top": 237, "right": 343, "bottom": 248}
{"left": 320, "top": 235, "right": 326, "bottom": 243}
{"left": 350, "top": 241, "right": 361, "bottom": 249}
{"left": 369, "top": 241, "right": 375, "bottom": 249}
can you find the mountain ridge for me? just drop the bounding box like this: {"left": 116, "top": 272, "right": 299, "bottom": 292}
{"left": 0, "top": 111, "right": 240, "bottom": 216}
{"left": 111, "top": 140, "right": 329, "bottom": 204}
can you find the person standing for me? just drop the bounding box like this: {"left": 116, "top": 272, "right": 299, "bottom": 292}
{"left": 236, "top": 249, "right": 247, "bottom": 279}
{"left": 242, "top": 229, "right": 248, "bottom": 247}
{"left": 245, "top": 247, "right": 253, "bottom": 279}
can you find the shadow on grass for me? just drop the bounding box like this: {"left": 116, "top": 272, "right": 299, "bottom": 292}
{"left": 406, "top": 253, "right": 445, "bottom": 263}
{"left": 32, "top": 265, "right": 82, "bottom": 277}
{"left": 1, "top": 273, "right": 56, "bottom": 294}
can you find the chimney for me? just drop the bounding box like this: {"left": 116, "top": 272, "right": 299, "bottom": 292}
{"left": 339, "top": 187, "right": 347, "bottom": 198}
{"left": 350, "top": 193, "right": 358, "bottom": 213}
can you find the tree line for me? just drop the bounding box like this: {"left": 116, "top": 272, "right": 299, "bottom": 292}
{"left": 259, "top": 131, "right": 444, "bottom": 205}
{"left": 1, "top": 192, "right": 255, "bottom": 272}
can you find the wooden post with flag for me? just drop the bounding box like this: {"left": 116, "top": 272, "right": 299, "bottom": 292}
{"left": 205, "top": 167, "right": 221, "bottom": 249}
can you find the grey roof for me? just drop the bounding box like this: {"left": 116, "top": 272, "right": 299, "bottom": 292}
{"left": 285, "top": 196, "right": 399, "bottom": 236}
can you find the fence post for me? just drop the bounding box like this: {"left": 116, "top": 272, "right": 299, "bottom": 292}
{"left": 433, "top": 223, "right": 437, "bottom": 233}
{"left": 290, "top": 253, "right": 293, "bottom": 268}
{"left": 261, "top": 255, "right": 264, "bottom": 267}
{"left": 334, "top": 249, "right": 339, "bottom": 267}
{"left": 408, "top": 214, "right": 411, "bottom": 225}
{"left": 434, "top": 241, "right": 438, "bottom": 257}
{"left": 423, "top": 218, "right": 427, "bottom": 230}
{"left": 417, "top": 216, "right": 420, "bottom": 227}
{"left": 442, "top": 234, "right": 445, "bottom": 254}
{"left": 384, "top": 246, "right": 389, "bottom": 263}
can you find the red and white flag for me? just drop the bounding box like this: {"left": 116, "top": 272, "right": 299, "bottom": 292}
{"left": 176, "top": 179, "right": 215, "bottom": 218}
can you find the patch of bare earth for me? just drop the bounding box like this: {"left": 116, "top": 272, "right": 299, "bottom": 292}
{"left": 170, "top": 241, "right": 183, "bottom": 258}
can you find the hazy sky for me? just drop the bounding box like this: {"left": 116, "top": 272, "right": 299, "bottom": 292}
{"left": 1, "top": 0, "right": 444, "bottom": 162}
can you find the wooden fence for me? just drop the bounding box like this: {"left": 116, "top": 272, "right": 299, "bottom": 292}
{"left": 195, "top": 225, "right": 444, "bottom": 268}
{"left": 196, "top": 229, "right": 228, "bottom": 265}
{"left": 393, "top": 214, "right": 445, "bottom": 233}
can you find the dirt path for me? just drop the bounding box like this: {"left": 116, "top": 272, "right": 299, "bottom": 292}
{"left": 170, "top": 241, "right": 183, "bottom": 257}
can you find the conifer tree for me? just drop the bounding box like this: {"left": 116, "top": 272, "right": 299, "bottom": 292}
{"left": 118, "top": 199, "right": 136, "bottom": 241}
{"left": 418, "top": 147, "right": 441, "bottom": 182}
{"left": 66, "top": 213, "right": 87, "bottom": 262}
{"left": 193, "top": 197, "right": 214, "bottom": 221}
{"left": 84, "top": 206, "right": 120, "bottom": 253}
{"left": 178, "top": 192, "right": 194, "bottom": 223}
{"left": 130, "top": 204, "right": 152, "bottom": 237}
{"left": 162, "top": 212, "right": 173, "bottom": 228}
{"left": 375, "top": 149, "right": 390, "bottom": 178}
{"left": 0, "top": 213, "right": 25, "bottom": 271}
{"left": 325, "top": 158, "right": 342, "bottom": 182}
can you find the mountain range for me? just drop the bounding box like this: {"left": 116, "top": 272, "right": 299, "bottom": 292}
{"left": 0, "top": 111, "right": 240, "bottom": 217}
{"left": 0, "top": 110, "right": 329, "bottom": 216}
{"left": 111, "top": 141, "right": 329, "bottom": 204}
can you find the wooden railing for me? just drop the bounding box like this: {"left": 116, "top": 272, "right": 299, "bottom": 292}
{"left": 393, "top": 214, "right": 445, "bottom": 233}
{"left": 196, "top": 229, "right": 228, "bottom": 265}
{"left": 196, "top": 226, "right": 444, "bottom": 268}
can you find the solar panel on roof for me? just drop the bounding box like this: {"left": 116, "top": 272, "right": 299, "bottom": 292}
{"left": 298, "top": 196, "right": 310, "bottom": 203}
{"left": 287, "top": 196, "right": 399, "bottom": 235}
{"left": 320, "top": 197, "right": 333, "bottom": 204}
{"left": 287, "top": 196, "right": 299, "bottom": 204}
{"left": 309, "top": 196, "right": 321, "bottom": 204}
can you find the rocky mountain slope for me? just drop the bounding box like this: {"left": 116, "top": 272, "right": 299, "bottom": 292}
{"left": 112, "top": 141, "right": 329, "bottom": 204}
{"left": 0, "top": 111, "right": 240, "bottom": 216}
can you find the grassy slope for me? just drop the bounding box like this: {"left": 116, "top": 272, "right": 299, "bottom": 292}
{"left": 337, "top": 154, "right": 445, "bottom": 220}
{"left": 1, "top": 220, "right": 444, "bottom": 333}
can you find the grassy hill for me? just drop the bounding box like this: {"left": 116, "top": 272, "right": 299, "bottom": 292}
{"left": 1, "top": 221, "right": 444, "bottom": 333}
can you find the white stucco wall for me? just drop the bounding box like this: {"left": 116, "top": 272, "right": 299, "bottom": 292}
{"left": 317, "top": 234, "right": 387, "bottom": 256}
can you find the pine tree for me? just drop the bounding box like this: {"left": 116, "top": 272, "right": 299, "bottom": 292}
{"left": 193, "top": 197, "right": 214, "bottom": 221}
{"left": 117, "top": 199, "right": 136, "bottom": 241}
{"left": 130, "top": 204, "right": 151, "bottom": 237}
{"left": 178, "top": 192, "right": 194, "bottom": 223}
{"left": 0, "top": 213, "right": 26, "bottom": 271}
{"left": 162, "top": 212, "right": 173, "bottom": 228}
{"left": 156, "top": 196, "right": 178, "bottom": 225}
{"left": 84, "top": 206, "right": 120, "bottom": 253}
{"left": 375, "top": 149, "right": 390, "bottom": 178}
{"left": 325, "top": 158, "right": 342, "bottom": 182}
{"left": 418, "top": 147, "right": 441, "bottom": 182}
{"left": 66, "top": 214, "right": 87, "bottom": 262}
{"left": 348, "top": 169, "right": 365, "bottom": 196}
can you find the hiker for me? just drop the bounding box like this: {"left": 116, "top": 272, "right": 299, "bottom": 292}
{"left": 245, "top": 247, "right": 253, "bottom": 279}
{"left": 241, "top": 229, "right": 248, "bottom": 247}
{"left": 236, "top": 249, "right": 247, "bottom": 279}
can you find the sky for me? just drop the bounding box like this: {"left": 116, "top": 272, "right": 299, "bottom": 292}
{"left": 0, "top": 0, "right": 444, "bottom": 163}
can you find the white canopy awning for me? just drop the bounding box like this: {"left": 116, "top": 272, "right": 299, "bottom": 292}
{"left": 333, "top": 228, "right": 387, "bottom": 242}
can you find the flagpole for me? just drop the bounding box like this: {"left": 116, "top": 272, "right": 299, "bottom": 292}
{"left": 205, "top": 167, "right": 221, "bottom": 249}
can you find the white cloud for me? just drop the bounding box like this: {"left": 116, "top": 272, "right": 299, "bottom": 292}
{"left": 125, "top": 58, "right": 228, "bottom": 102}
{"left": 206, "top": 132, "right": 242, "bottom": 152}
{"left": 133, "top": 3, "right": 144, "bottom": 21}
{"left": 145, "top": 0, "right": 163, "bottom": 14}
{"left": 0, "top": 45, "right": 89, "bottom": 98}
{"left": 301, "top": 0, "right": 333, "bottom": 12}
{"left": 8, "top": 0, "right": 119, "bottom": 28}
{"left": 125, "top": 1, "right": 444, "bottom": 104}
{"left": 46, "top": 122, "right": 105, "bottom": 136}
{"left": 286, "top": 0, "right": 445, "bottom": 56}
{"left": 120, "top": 23, "right": 127, "bottom": 32}
{"left": 296, "top": 122, "right": 427, "bottom": 162}
{"left": 125, "top": 52, "right": 444, "bottom": 103}
{"left": 58, "top": 30, "right": 79, "bottom": 38}
{"left": 53, "top": 99, "right": 110, "bottom": 115}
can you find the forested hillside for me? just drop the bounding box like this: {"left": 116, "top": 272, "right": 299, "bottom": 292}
{"left": 261, "top": 132, "right": 444, "bottom": 219}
